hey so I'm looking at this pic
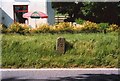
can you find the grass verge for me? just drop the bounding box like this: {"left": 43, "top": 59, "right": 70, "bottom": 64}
{"left": 1, "top": 32, "right": 120, "bottom": 68}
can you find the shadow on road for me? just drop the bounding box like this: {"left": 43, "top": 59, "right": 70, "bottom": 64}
{"left": 2, "top": 74, "right": 120, "bottom": 81}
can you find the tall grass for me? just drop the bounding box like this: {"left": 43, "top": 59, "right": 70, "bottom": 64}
{"left": 1, "top": 32, "right": 119, "bottom": 68}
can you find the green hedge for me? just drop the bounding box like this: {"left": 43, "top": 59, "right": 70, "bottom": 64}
{"left": 1, "top": 21, "right": 119, "bottom": 34}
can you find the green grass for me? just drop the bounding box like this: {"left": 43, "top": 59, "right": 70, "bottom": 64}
{"left": 1, "top": 32, "right": 120, "bottom": 68}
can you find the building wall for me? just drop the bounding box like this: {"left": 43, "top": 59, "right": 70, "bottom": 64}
{"left": 47, "top": 1, "right": 55, "bottom": 25}
{"left": 0, "top": 0, "right": 2, "bottom": 24}
{"left": 1, "top": 0, "right": 55, "bottom": 27}
{"left": 28, "top": 0, "right": 47, "bottom": 28}
{"left": 0, "top": 8, "right": 2, "bottom": 24}
{"left": 1, "top": 1, "right": 14, "bottom": 27}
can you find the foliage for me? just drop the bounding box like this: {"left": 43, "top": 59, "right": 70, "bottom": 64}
{"left": 0, "top": 24, "right": 3, "bottom": 32}
{"left": 1, "top": 33, "right": 119, "bottom": 68}
{"left": 98, "top": 23, "right": 109, "bottom": 30}
{"left": 35, "top": 24, "right": 51, "bottom": 33}
{"left": 52, "top": 2, "right": 81, "bottom": 18}
{"left": 8, "top": 22, "right": 30, "bottom": 34}
{"left": 52, "top": 2, "right": 120, "bottom": 25}
{"left": 0, "top": 24, "right": 8, "bottom": 33}
{"left": 75, "top": 18, "right": 85, "bottom": 24}
{"left": 81, "top": 21, "right": 99, "bottom": 33}
{"left": 108, "top": 24, "right": 120, "bottom": 32}
{"left": 1, "top": 22, "right": 119, "bottom": 34}
{"left": 53, "top": 22, "right": 73, "bottom": 33}
{"left": 72, "top": 24, "right": 84, "bottom": 33}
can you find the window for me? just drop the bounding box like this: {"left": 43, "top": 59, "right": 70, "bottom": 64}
{"left": 13, "top": 5, "right": 28, "bottom": 23}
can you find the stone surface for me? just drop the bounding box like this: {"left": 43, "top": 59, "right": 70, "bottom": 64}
{"left": 56, "top": 37, "right": 66, "bottom": 54}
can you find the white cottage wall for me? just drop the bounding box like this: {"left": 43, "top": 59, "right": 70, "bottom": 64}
{"left": 46, "top": 1, "right": 55, "bottom": 25}
{"left": 0, "top": 8, "right": 2, "bottom": 24}
{"left": 1, "top": 0, "right": 55, "bottom": 27}
{"left": 0, "top": 0, "right": 2, "bottom": 24}
{"left": 1, "top": 1, "right": 14, "bottom": 27}
{"left": 28, "top": 0, "right": 48, "bottom": 28}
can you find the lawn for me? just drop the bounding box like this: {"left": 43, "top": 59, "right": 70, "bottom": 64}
{"left": 1, "top": 32, "right": 120, "bottom": 68}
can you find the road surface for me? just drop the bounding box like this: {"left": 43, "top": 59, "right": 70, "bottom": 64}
{"left": 1, "top": 68, "right": 120, "bottom": 81}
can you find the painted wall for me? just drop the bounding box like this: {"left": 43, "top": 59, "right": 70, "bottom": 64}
{"left": 0, "top": 8, "right": 2, "bottom": 24}
{"left": 0, "top": 0, "right": 2, "bottom": 24}
{"left": 28, "top": 0, "right": 47, "bottom": 27}
{"left": 1, "top": 1, "right": 14, "bottom": 27}
{"left": 1, "top": 0, "right": 55, "bottom": 27}
{"left": 47, "top": 1, "right": 55, "bottom": 25}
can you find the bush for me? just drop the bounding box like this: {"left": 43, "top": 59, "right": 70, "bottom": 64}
{"left": 2, "top": 22, "right": 119, "bottom": 34}
{"left": 8, "top": 22, "right": 22, "bottom": 33}
{"left": 52, "top": 22, "right": 73, "bottom": 33}
{"left": 73, "top": 25, "right": 84, "bottom": 33}
{"left": 108, "top": 24, "right": 119, "bottom": 32}
{"left": 81, "top": 21, "right": 99, "bottom": 33}
{"left": 98, "top": 23, "right": 109, "bottom": 30}
{"left": 0, "top": 24, "right": 3, "bottom": 32}
{"left": 20, "top": 24, "right": 30, "bottom": 34}
{"left": 8, "top": 22, "right": 30, "bottom": 34}
{"left": 35, "top": 24, "right": 51, "bottom": 33}
{"left": 75, "top": 18, "right": 85, "bottom": 24}
{"left": 0, "top": 24, "right": 8, "bottom": 33}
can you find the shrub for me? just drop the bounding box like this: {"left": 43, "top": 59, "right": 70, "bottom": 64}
{"left": 8, "top": 22, "right": 30, "bottom": 34}
{"left": 81, "top": 21, "right": 99, "bottom": 33}
{"left": 53, "top": 22, "right": 73, "bottom": 33}
{"left": 98, "top": 23, "right": 109, "bottom": 30}
{"left": 75, "top": 18, "right": 85, "bottom": 24}
{"left": 20, "top": 24, "right": 30, "bottom": 34}
{"left": 29, "top": 28, "right": 38, "bottom": 33}
{"left": 35, "top": 24, "right": 51, "bottom": 33}
{"left": 98, "top": 23, "right": 110, "bottom": 33}
{"left": 73, "top": 25, "right": 84, "bottom": 33}
{"left": 8, "top": 22, "right": 22, "bottom": 33}
{"left": 2, "top": 22, "right": 119, "bottom": 34}
{"left": 0, "top": 24, "right": 8, "bottom": 33}
{"left": 108, "top": 24, "right": 119, "bottom": 32}
{"left": 0, "top": 24, "right": 3, "bottom": 32}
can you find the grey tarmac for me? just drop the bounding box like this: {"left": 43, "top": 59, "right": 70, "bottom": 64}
{"left": 0, "top": 68, "right": 120, "bottom": 81}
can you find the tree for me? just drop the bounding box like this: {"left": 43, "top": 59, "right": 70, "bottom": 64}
{"left": 52, "top": 2, "right": 120, "bottom": 25}
{"left": 52, "top": 2, "right": 84, "bottom": 22}
{"left": 81, "top": 2, "right": 120, "bottom": 25}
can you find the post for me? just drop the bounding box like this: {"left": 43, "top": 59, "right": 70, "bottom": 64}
{"left": 56, "top": 37, "right": 66, "bottom": 54}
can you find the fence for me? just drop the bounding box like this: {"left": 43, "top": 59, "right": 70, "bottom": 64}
{"left": 55, "top": 15, "right": 69, "bottom": 23}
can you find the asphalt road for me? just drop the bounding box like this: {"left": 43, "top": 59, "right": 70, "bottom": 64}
{"left": 1, "top": 68, "right": 120, "bottom": 81}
